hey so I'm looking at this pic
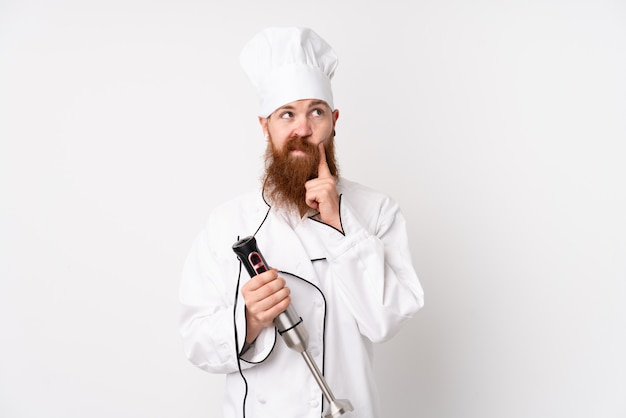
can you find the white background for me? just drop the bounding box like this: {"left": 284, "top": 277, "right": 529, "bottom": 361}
{"left": 1, "top": 1, "right": 625, "bottom": 417}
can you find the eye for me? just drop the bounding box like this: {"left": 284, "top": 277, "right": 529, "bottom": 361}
{"left": 311, "top": 108, "right": 324, "bottom": 117}
{"left": 280, "top": 111, "right": 294, "bottom": 119}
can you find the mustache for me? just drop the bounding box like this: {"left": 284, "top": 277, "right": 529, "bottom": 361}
{"left": 285, "top": 136, "right": 318, "bottom": 155}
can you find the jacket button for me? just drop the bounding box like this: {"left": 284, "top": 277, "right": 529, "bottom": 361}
{"left": 257, "top": 394, "right": 266, "bottom": 404}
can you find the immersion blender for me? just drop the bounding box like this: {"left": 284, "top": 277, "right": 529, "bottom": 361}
{"left": 232, "top": 236, "right": 354, "bottom": 418}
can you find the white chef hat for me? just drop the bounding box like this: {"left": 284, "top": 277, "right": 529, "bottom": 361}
{"left": 240, "top": 27, "right": 338, "bottom": 118}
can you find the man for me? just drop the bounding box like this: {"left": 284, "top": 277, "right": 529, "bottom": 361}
{"left": 179, "top": 27, "right": 424, "bottom": 418}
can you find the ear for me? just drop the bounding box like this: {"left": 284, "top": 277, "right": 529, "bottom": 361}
{"left": 332, "top": 109, "right": 340, "bottom": 125}
{"left": 258, "top": 117, "right": 268, "bottom": 138}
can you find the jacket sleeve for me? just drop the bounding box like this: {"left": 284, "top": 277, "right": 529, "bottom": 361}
{"left": 178, "top": 225, "right": 276, "bottom": 374}
{"left": 313, "top": 194, "right": 424, "bottom": 343}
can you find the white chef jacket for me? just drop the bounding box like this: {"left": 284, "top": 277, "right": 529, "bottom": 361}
{"left": 179, "top": 178, "right": 424, "bottom": 418}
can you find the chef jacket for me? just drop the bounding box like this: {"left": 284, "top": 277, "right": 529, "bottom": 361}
{"left": 179, "top": 178, "right": 424, "bottom": 418}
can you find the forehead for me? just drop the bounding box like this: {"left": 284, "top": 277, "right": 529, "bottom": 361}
{"left": 273, "top": 99, "right": 330, "bottom": 113}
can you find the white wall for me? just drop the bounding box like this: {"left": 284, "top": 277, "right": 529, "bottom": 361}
{"left": 1, "top": 1, "right": 625, "bottom": 417}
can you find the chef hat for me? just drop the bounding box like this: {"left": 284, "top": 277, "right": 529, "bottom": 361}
{"left": 240, "top": 27, "right": 338, "bottom": 118}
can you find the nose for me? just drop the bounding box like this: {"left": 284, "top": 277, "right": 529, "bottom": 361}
{"left": 293, "top": 116, "right": 312, "bottom": 138}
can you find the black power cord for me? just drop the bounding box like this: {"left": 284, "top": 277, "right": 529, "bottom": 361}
{"left": 233, "top": 239, "right": 249, "bottom": 418}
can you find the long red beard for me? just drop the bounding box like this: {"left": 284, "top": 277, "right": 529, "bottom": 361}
{"left": 263, "top": 135, "right": 339, "bottom": 216}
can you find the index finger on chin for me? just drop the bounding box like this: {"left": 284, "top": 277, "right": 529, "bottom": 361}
{"left": 317, "top": 142, "right": 332, "bottom": 178}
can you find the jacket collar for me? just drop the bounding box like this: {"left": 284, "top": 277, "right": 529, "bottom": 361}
{"left": 253, "top": 191, "right": 320, "bottom": 286}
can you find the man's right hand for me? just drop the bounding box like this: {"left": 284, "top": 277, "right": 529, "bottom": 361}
{"left": 240, "top": 268, "right": 291, "bottom": 344}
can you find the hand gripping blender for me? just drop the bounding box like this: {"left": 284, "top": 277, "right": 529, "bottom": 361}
{"left": 233, "top": 236, "right": 354, "bottom": 418}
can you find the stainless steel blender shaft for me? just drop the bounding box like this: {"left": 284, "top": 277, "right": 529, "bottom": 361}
{"left": 276, "top": 306, "right": 354, "bottom": 418}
